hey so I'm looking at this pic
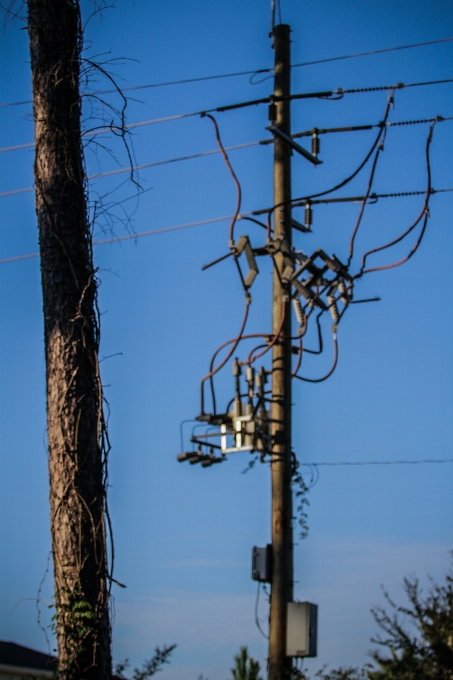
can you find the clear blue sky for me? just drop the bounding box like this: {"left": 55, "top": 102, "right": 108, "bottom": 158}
{"left": 1, "top": 1, "right": 452, "bottom": 678}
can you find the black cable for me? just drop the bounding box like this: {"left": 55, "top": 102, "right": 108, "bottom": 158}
{"left": 293, "top": 333, "right": 339, "bottom": 383}
{"left": 348, "top": 130, "right": 386, "bottom": 266}
{"left": 254, "top": 95, "right": 392, "bottom": 217}
{"left": 254, "top": 582, "right": 269, "bottom": 639}
{"left": 358, "top": 120, "right": 436, "bottom": 275}
{"left": 2, "top": 188, "right": 452, "bottom": 265}
{"left": 303, "top": 458, "right": 453, "bottom": 466}
{"left": 290, "top": 37, "right": 453, "bottom": 70}
{"left": 2, "top": 37, "right": 452, "bottom": 109}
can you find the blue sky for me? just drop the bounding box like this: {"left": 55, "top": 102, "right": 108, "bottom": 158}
{"left": 1, "top": 1, "right": 453, "bottom": 678}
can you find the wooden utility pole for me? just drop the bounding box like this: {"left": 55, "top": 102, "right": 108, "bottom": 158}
{"left": 268, "top": 23, "right": 293, "bottom": 680}
{"left": 27, "top": 1, "right": 112, "bottom": 678}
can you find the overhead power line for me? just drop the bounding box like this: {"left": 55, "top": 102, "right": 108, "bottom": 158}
{"left": 3, "top": 115, "right": 452, "bottom": 198}
{"left": 0, "top": 140, "right": 266, "bottom": 196}
{"left": 1, "top": 36, "right": 452, "bottom": 109}
{"left": 303, "top": 458, "right": 453, "bottom": 466}
{"left": 2, "top": 76, "right": 453, "bottom": 156}
{"left": 2, "top": 187, "right": 452, "bottom": 265}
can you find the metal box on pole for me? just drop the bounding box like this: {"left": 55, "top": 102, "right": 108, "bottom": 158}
{"left": 251, "top": 545, "right": 272, "bottom": 582}
{"left": 286, "top": 601, "right": 318, "bottom": 657}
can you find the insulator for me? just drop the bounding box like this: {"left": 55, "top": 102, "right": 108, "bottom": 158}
{"left": 256, "top": 366, "right": 268, "bottom": 390}
{"left": 201, "top": 457, "right": 223, "bottom": 467}
{"left": 328, "top": 295, "right": 340, "bottom": 324}
{"left": 177, "top": 451, "right": 198, "bottom": 462}
{"left": 246, "top": 365, "right": 254, "bottom": 384}
{"left": 311, "top": 131, "right": 320, "bottom": 156}
{"left": 304, "top": 203, "right": 312, "bottom": 229}
{"left": 293, "top": 278, "right": 315, "bottom": 304}
{"left": 338, "top": 280, "right": 349, "bottom": 304}
{"left": 268, "top": 103, "right": 277, "bottom": 122}
{"left": 232, "top": 357, "right": 242, "bottom": 377}
{"left": 292, "top": 297, "right": 305, "bottom": 326}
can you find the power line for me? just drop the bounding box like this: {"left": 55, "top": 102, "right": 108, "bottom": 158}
{"left": 0, "top": 213, "right": 240, "bottom": 264}
{"left": 291, "top": 36, "right": 453, "bottom": 69}
{"left": 2, "top": 76, "right": 453, "bottom": 156}
{"left": 1, "top": 36, "right": 452, "bottom": 109}
{"left": 0, "top": 139, "right": 266, "bottom": 196}
{"left": 302, "top": 458, "right": 453, "bottom": 466}
{"left": 2, "top": 187, "right": 452, "bottom": 265}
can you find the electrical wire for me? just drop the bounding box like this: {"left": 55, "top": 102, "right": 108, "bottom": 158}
{"left": 292, "top": 335, "right": 304, "bottom": 377}
{"left": 3, "top": 114, "right": 452, "bottom": 157}
{"left": 205, "top": 332, "right": 270, "bottom": 414}
{"left": 202, "top": 113, "right": 242, "bottom": 242}
{"left": 2, "top": 37, "right": 452, "bottom": 110}
{"left": 358, "top": 121, "right": 436, "bottom": 275}
{"left": 291, "top": 311, "right": 324, "bottom": 378}
{"left": 290, "top": 37, "right": 453, "bottom": 69}
{"left": 200, "top": 300, "right": 251, "bottom": 415}
{"left": 0, "top": 213, "right": 241, "bottom": 265}
{"left": 254, "top": 582, "right": 269, "bottom": 639}
{"left": 293, "top": 333, "right": 339, "bottom": 383}
{"left": 254, "top": 94, "right": 393, "bottom": 217}
{"left": 4, "top": 76, "right": 452, "bottom": 157}
{"left": 0, "top": 138, "right": 263, "bottom": 196}
{"left": 294, "top": 93, "right": 391, "bottom": 204}
{"left": 2, "top": 188, "right": 452, "bottom": 265}
{"left": 348, "top": 130, "right": 386, "bottom": 265}
{"left": 245, "top": 301, "right": 286, "bottom": 366}
{"left": 302, "top": 458, "right": 453, "bottom": 466}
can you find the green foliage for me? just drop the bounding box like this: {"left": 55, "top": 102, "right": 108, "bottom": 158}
{"left": 367, "top": 560, "right": 453, "bottom": 680}
{"left": 230, "top": 646, "right": 263, "bottom": 680}
{"left": 292, "top": 459, "right": 310, "bottom": 540}
{"left": 294, "top": 557, "right": 453, "bottom": 680}
{"left": 294, "top": 664, "right": 369, "bottom": 680}
{"left": 115, "top": 644, "right": 176, "bottom": 679}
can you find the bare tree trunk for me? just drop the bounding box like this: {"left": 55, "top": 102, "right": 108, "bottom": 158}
{"left": 27, "top": 1, "right": 112, "bottom": 678}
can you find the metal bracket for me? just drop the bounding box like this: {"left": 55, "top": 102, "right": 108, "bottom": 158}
{"left": 266, "top": 125, "right": 322, "bottom": 166}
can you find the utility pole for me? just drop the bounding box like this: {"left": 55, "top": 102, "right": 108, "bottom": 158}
{"left": 268, "top": 23, "right": 293, "bottom": 680}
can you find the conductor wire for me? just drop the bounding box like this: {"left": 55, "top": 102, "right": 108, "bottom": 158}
{"left": 294, "top": 333, "right": 338, "bottom": 383}
{"left": 255, "top": 582, "right": 269, "bottom": 639}
{"left": 254, "top": 95, "right": 393, "bottom": 217}
{"left": 301, "top": 95, "right": 392, "bottom": 204}
{"left": 200, "top": 299, "right": 250, "bottom": 415}
{"left": 202, "top": 113, "right": 242, "bottom": 242}
{"left": 292, "top": 335, "right": 304, "bottom": 378}
{"left": 358, "top": 120, "right": 436, "bottom": 275}
{"left": 245, "top": 301, "right": 286, "bottom": 366}
{"left": 348, "top": 125, "right": 387, "bottom": 265}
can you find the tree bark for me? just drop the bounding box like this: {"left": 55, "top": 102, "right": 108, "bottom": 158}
{"left": 27, "top": 1, "right": 112, "bottom": 678}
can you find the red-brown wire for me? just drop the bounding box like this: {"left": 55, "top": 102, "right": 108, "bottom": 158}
{"left": 203, "top": 113, "right": 242, "bottom": 242}
{"left": 245, "top": 301, "right": 286, "bottom": 366}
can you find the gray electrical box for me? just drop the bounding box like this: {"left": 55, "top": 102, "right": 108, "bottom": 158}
{"left": 286, "top": 601, "right": 318, "bottom": 657}
{"left": 251, "top": 544, "right": 272, "bottom": 582}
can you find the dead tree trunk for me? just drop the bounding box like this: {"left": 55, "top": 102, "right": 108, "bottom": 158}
{"left": 27, "top": 1, "right": 112, "bottom": 678}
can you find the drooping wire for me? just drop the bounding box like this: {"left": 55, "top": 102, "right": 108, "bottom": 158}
{"left": 202, "top": 113, "right": 242, "bottom": 243}
{"left": 291, "top": 311, "right": 324, "bottom": 378}
{"left": 199, "top": 302, "right": 253, "bottom": 415}
{"left": 358, "top": 120, "right": 436, "bottom": 275}
{"left": 293, "top": 332, "right": 339, "bottom": 383}
{"left": 3, "top": 189, "right": 453, "bottom": 266}
{"left": 255, "top": 581, "right": 269, "bottom": 639}
{"left": 298, "top": 94, "right": 392, "bottom": 204}
{"left": 348, "top": 126, "right": 388, "bottom": 266}
{"left": 254, "top": 94, "right": 393, "bottom": 217}
{"left": 245, "top": 301, "right": 286, "bottom": 366}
